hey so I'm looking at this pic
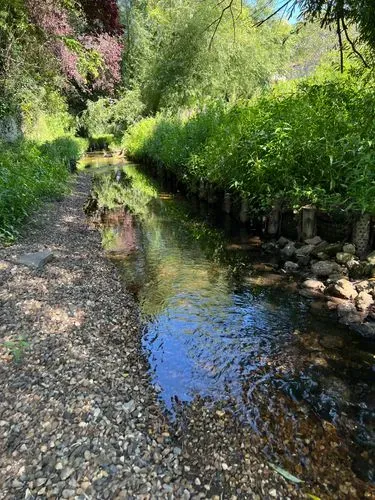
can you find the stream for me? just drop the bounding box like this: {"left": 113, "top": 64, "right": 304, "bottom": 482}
{"left": 83, "top": 154, "right": 375, "bottom": 485}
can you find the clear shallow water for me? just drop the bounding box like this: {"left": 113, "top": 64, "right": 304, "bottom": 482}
{"left": 84, "top": 157, "right": 375, "bottom": 483}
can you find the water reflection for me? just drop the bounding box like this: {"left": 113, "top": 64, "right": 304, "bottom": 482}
{"left": 84, "top": 157, "right": 375, "bottom": 483}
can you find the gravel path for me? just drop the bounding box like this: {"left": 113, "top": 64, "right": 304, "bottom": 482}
{"left": 0, "top": 174, "right": 371, "bottom": 499}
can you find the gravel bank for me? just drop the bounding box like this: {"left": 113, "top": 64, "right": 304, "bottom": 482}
{"left": 0, "top": 174, "right": 371, "bottom": 499}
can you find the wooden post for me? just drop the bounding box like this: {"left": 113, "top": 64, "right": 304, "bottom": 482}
{"left": 267, "top": 203, "right": 281, "bottom": 236}
{"left": 223, "top": 193, "right": 231, "bottom": 214}
{"left": 240, "top": 196, "right": 249, "bottom": 223}
{"left": 199, "top": 180, "right": 206, "bottom": 200}
{"left": 301, "top": 206, "right": 317, "bottom": 241}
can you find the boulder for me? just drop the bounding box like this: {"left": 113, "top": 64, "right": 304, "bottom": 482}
{"left": 329, "top": 279, "right": 358, "bottom": 300}
{"left": 337, "top": 302, "right": 364, "bottom": 325}
{"left": 366, "top": 251, "right": 375, "bottom": 265}
{"left": 311, "top": 261, "right": 341, "bottom": 277}
{"left": 284, "top": 261, "right": 299, "bottom": 273}
{"left": 305, "top": 236, "right": 322, "bottom": 246}
{"left": 296, "top": 244, "right": 315, "bottom": 257}
{"left": 336, "top": 252, "right": 355, "bottom": 265}
{"left": 297, "top": 255, "right": 311, "bottom": 266}
{"left": 280, "top": 242, "right": 296, "bottom": 259}
{"left": 316, "top": 252, "right": 330, "bottom": 261}
{"left": 302, "top": 279, "right": 326, "bottom": 292}
{"left": 277, "top": 236, "right": 289, "bottom": 248}
{"left": 355, "top": 291, "right": 373, "bottom": 311}
{"left": 343, "top": 243, "right": 356, "bottom": 255}
{"left": 311, "top": 241, "right": 329, "bottom": 256}
{"left": 324, "top": 243, "right": 343, "bottom": 257}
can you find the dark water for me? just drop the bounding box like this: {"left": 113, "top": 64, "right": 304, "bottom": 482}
{"left": 84, "top": 156, "right": 375, "bottom": 484}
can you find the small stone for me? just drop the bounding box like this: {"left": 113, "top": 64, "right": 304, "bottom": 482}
{"left": 269, "top": 489, "right": 277, "bottom": 498}
{"left": 55, "top": 462, "right": 63, "bottom": 470}
{"left": 12, "top": 479, "right": 23, "bottom": 488}
{"left": 60, "top": 467, "right": 75, "bottom": 481}
{"left": 195, "top": 478, "right": 201, "bottom": 486}
{"left": 62, "top": 488, "right": 75, "bottom": 498}
{"left": 84, "top": 450, "right": 91, "bottom": 460}
{"left": 222, "top": 463, "right": 229, "bottom": 470}
{"left": 343, "top": 243, "right": 356, "bottom": 254}
{"left": 35, "top": 478, "right": 47, "bottom": 487}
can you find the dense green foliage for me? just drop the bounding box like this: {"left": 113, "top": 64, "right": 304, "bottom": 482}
{"left": 125, "top": 74, "right": 375, "bottom": 215}
{"left": 0, "top": 137, "right": 87, "bottom": 242}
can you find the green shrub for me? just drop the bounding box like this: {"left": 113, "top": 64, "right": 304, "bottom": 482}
{"left": 125, "top": 75, "right": 375, "bottom": 215}
{"left": 0, "top": 136, "right": 88, "bottom": 243}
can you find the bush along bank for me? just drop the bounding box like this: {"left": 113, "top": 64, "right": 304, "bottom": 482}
{"left": 125, "top": 75, "right": 375, "bottom": 337}
{"left": 0, "top": 136, "right": 88, "bottom": 243}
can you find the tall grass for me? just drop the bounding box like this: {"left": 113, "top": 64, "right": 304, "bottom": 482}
{"left": 0, "top": 136, "right": 88, "bottom": 243}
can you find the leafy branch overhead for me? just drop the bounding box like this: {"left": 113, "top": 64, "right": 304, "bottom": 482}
{"left": 211, "top": 0, "right": 375, "bottom": 69}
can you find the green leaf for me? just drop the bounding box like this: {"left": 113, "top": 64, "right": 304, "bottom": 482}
{"left": 268, "top": 463, "right": 304, "bottom": 484}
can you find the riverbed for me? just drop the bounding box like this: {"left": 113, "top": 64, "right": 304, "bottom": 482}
{"left": 84, "top": 154, "right": 375, "bottom": 491}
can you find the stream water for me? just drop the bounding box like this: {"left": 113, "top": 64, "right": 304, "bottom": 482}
{"left": 83, "top": 155, "right": 375, "bottom": 485}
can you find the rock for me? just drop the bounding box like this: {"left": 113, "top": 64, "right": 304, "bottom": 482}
{"left": 324, "top": 243, "right": 343, "bottom": 257}
{"left": 348, "top": 261, "right": 374, "bottom": 279}
{"left": 277, "top": 236, "right": 289, "bottom": 247}
{"left": 296, "top": 244, "right": 315, "bottom": 257}
{"left": 343, "top": 243, "right": 356, "bottom": 255}
{"left": 297, "top": 255, "right": 310, "bottom": 266}
{"left": 280, "top": 242, "right": 295, "bottom": 259}
{"left": 305, "top": 236, "right": 322, "bottom": 246}
{"left": 355, "top": 291, "right": 373, "bottom": 311}
{"left": 16, "top": 250, "right": 54, "bottom": 269}
{"left": 311, "top": 261, "right": 341, "bottom": 277}
{"left": 60, "top": 467, "right": 75, "bottom": 481}
{"left": 336, "top": 252, "right": 355, "bottom": 265}
{"left": 62, "top": 489, "right": 75, "bottom": 498}
{"left": 337, "top": 302, "right": 364, "bottom": 324}
{"left": 302, "top": 279, "right": 325, "bottom": 292}
{"left": 311, "top": 241, "right": 329, "bottom": 256}
{"left": 351, "top": 322, "right": 375, "bottom": 339}
{"left": 299, "top": 289, "right": 325, "bottom": 300}
{"left": 123, "top": 400, "right": 136, "bottom": 413}
{"left": 316, "top": 252, "right": 329, "bottom": 261}
{"left": 327, "top": 272, "right": 346, "bottom": 283}
{"left": 355, "top": 280, "right": 374, "bottom": 293}
{"left": 367, "top": 250, "right": 375, "bottom": 265}
{"left": 329, "top": 279, "right": 358, "bottom": 300}
{"left": 284, "top": 261, "right": 299, "bottom": 273}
